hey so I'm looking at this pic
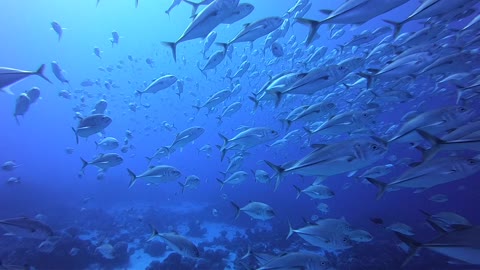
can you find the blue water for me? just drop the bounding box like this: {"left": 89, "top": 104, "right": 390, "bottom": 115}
{"left": 1, "top": 0, "right": 479, "bottom": 269}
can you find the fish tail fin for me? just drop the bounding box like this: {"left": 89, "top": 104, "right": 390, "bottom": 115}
{"left": 216, "top": 42, "right": 229, "bottom": 52}
{"left": 273, "top": 91, "right": 283, "bottom": 108}
{"left": 418, "top": 209, "right": 432, "bottom": 218}
{"left": 296, "top": 18, "right": 321, "bottom": 45}
{"left": 71, "top": 127, "right": 79, "bottom": 144}
{"left": 414, "top": 129, "right": 444, "bottom": 161}
{"left": 147, "top": 224, "right": 159, "bottom": 242}
{"left": 35, "top": 64, "right": 52, "bottom": 84}
{"left": 162, "top": 41, "right": 177, "bottom": 62}
{"left": 293, "top": 185, "right": 302, "bottom": 199}
{"left": 216, "top": 115, "right": 223, "bottom": 125}
{"left": 183, "top": 0, "right": 200, "bottom": 16}
{"left": 248, "top": 94, "right": 260, "bottom": 110}
{"left": 1, "top": 86, "right": 14, "bottom": 95}
{"left": 383, "top": 19, "right": 404, "bottom": 39}
{"left": 218, "top": 133, "right": 229, "bottom": 161}
{"left": 286, "top": 220, "right": 294, "bottom": 239}
{"left": 240, "top": 245, "right": 251, "bottom": 260}
{"left": 357, "top": 72, "right": 373, "bottom": 89}
{"left": 178, "top": 182, "right": 185, "bottom": 194}
{"left": 264, "top": 160, "right": 285, "bottom": 191}
{"left": 216, "top": 178, "right": 225, "bottom": 190}
{"left": 454, "top": 84, "right": 468, "bottom": 105}
{"left": 230, "top": 201, "right": 241, "bottom": 219}
{"left": 302, "top": 126, "right": 314, "bottom": 135}
{"left": 145, "top": 156, "right": 153, "bottom": 165}
{"left": 192, "top": 105, "right": 201, "bottom": 113}
{"left": 80, "top": 157, "right": 88, "bottom": 171}
{"left": 285, "top": 120, "right": 292, "bottom": 131}
{"left": 127, "top": 168, "right": 137, "bottom": 188}
{"left": 394, "top": 232, "right": 421, "bottom": 267}
{"left": 365, "top": 177, "right": 387, "bottom": 200}
{"left": 196, "top": 61, "right": 207, "bottom": 79}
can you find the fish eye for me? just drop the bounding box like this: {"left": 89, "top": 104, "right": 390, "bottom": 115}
{"left": 458, "top": 107, "right": 466, "bottom": 112}
{"left": 321, "top": 262, "right": 326, "bottom": 265}
{"left": 371, "top": 144, "right": 378, "bottom": 150}
{"left": 468, "top": 159, "right": 477, "bottom": 165}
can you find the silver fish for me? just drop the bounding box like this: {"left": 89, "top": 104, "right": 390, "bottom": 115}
{"left": 231, "top": 201, "right": 275, "bottom": 221}
{"left": 80, "top": 153, "right": 123, "bottom": 172}
{"left": 127, "top": 165, "right": 181, "bottom": 188}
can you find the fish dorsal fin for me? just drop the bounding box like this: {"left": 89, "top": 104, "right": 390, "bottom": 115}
{"left": 310, "top": 143, "right": 327, "bottom": 149}
{"left": 319, "top": 9, "right": 333, "bottom": 15}
{"left": 451, "top": 224, "right": 472, "bottom": 231}
{"left": 426, "top": 219, "right": 448, "bottom": 234}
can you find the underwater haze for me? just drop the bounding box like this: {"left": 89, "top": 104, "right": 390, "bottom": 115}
{"left": 1, "top": 0, "right": 480, "bottom": 269}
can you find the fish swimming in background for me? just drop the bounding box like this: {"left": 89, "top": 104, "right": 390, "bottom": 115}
{"left": 136, "top": 75, "right": 177, "bottom": 97}
{"left": 257, "top": 252, "right": 332, "bottom": 270}
{"left": 165, "top": 0, "right": 182, "bottom": 16}
{"left": 93, "top": 47, "right": 102, "bottom": 58}
{"left": 148, "top": 225, "right": 200, "bottom": 258}
{"left": 395, "top": 225, "right": 480, "bottom": 266}
{"left": 50, "top": 21, "right": 65, "bottom": 41}
{"left": 51, "top": 61, "right": 69, "bottom": 85}
{"left": 80, "top": 153, "right": 123, "bottom": 172}
{"left": 296, "top": 0, "right": 409, "bottom": 45}
{"left": 110, "top": 31, "right": 120, "bottom": 47}
{"left": 13, "top": 93, "right": 31, "bottom": 125}
{"left": 231, "top": 201, "right": 275, "bottom": 221}
{"left": 0, "top": 217, "right": 54, "bottom": 240}
{"left": 127, "top": 165, "right": 182, "bottom": 188}
{"left": 72, "top": 114, "right": 112, "bottom": 144}
{"left": 367, "top": 154, "right": 480, "bottom": 199}
{"left": 0, "top": 65, "right": 51, "bottom": 94}
{"left": 162, "top": 0, "right": 240, "bottom": 61}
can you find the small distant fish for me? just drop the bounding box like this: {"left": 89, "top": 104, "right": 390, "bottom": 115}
{"left": 69, "top": 247, "right": 80, "bottom": 256}
{"left": 178, "top": 175, "right": 200, "bottom": 193}
{"left": 293, "top": 184, "right": 335, "bottom": 200}
{"left": 2, "top": 161, "right": 19, "bottom": 171}
{"left": 110, "top": 31, "right": 120, "bottom": 47}
{"left": 80, "top": 153, "right": 123, "bottom": 172}
{"left": 217, "top": 171, "right": 248, "bottom": 190}
{"left": 95, "top": 137, "right": 119, "bottom": 150}
{"left": 51, "top": 21, "right": 64, "bottom": 41}
{"left": 13, "top": 93, "right": 31, "bottom": 124}
{"left": 252, "top": 169, "right": 270, "bottom": 184}
{"left": 386, "top": 222, "right": 414, "bottom": 235}
{"left": 231, "top": 201, "right": 275, "bottom": 221}
{"left": 149, "top": 225, "right": 200, "bottom": 258}
{"left": 51, "top": 61, "right": 69, "bottom": 84}
{"left": 127, "top": 165, "right": 181, "bottom": 188}
{"left": 93, "top": 47, "right": 102, "bottom": 58}
{"left": 72, "top": 114, "right": 112, "bottom": 144}
{"left": 95, "top": 243, "right": 114, "bottom": 259}
{"left": 346, "top": 229, "right": 373, "bottom": 242}
{"left": 6, "top": 177, "right": 21, "bottom": 185}
{"left": 429, "top": 194, "right": 448, "bottom": 203}
{"left": 137, "top": 75, "right": 177, "bottom": 97}
{"left": 370, "top": 217, "right": 384, "bottom": 225}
